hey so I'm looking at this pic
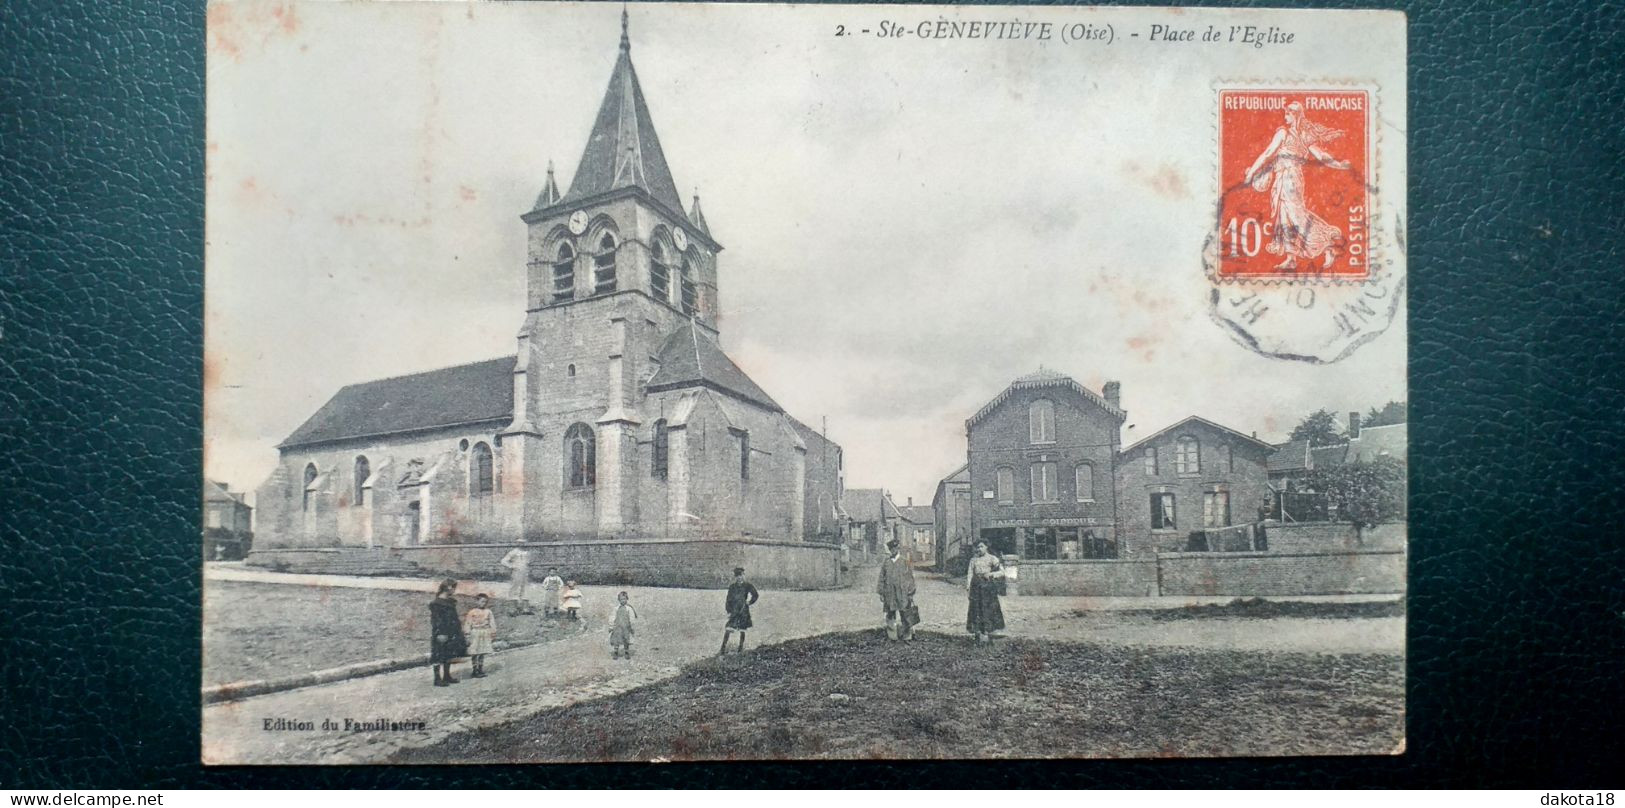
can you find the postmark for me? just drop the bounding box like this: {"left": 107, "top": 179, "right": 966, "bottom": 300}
{"left": 1206, "top": 83, "right": 1405, "bottom": 363}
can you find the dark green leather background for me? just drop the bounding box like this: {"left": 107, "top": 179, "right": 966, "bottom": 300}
{"left": 2, "top": 0, "right": 1622, "bottom": 788}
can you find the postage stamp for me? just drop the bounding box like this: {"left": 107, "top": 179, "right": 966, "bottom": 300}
{"left": 1216, "top": 89, "right": 1371, "bottom": 281}
{"left": 1206, "top": 81, "right": 1403, "bottom": 364}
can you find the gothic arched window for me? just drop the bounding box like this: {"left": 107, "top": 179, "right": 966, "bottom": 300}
{"left": 593, "top": 232, "right": 618, "bottom": 295}
{"left": 652, "top": 419, "right": 669, "bottom": 479}
{"left": 1175, "top": 436, "right": 1201, "bottom": 475}
{"left": 650, "top": 238, "right": 672, "bottom": 303}
{"left": 552, "top": 242, "right": 575, "bottom": 303}
{"left": 565, "top": 423, "right": 596, "bottom": 488}
{"left": 1029, "top": 398, "right": 1056, "bottom": 443}
{"left": 302, "top": 463, "right": 318, "bottom": 512}
{"left": 353, "top": 456, "right": 370, "bottom": 505}
{"left": 679, "top": 256, "right": 698, "bottom": 315}
{"left": 470, "top": 442, "right": 494, "bottom": 496}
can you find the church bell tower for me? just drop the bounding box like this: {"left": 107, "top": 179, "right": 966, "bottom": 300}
{"left": 503, "top": 9, "right": 724, "bottom": 538}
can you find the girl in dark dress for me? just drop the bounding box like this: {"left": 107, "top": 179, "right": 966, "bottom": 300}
{"left": 429, "top": 579, "right": 468, "bottom": 686}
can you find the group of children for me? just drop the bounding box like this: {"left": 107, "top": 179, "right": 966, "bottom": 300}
{"left": 429, "top": 566, "right": 763, "bottom": 687}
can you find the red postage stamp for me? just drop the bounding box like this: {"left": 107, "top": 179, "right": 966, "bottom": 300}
{"left": 1217, "top": 89, "right": 1371, "bottom": 280}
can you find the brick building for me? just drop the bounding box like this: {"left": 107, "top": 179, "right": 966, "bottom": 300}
{"left": 204, "top": 479, "right": 253, "bottom": 560}
{"left": 931, "top": 464, "right": 972, "bottom": 573}
{"left": 897, "top": 502, "right": 935, "bottom": 566}
{"left": 1116, "top": 416, "right": 1275, "bottom": 555}
{"left": 251, "top": 14, "right": 842, "bottom": 585}
{"left": 964, "top": 369, "right": 1125, "bottom": 562}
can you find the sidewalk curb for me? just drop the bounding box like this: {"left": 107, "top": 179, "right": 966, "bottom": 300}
{"left": 202, "top": 639, "right": 541, "bottom": 705}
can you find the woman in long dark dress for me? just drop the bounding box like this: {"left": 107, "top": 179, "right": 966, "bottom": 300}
{"left": 965, "top": 541, "right": 1006, "bottom": 643}
{"left": 429, "top": 578, "right": 468, "bottom": 686}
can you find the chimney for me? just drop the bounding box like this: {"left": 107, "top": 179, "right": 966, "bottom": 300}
{"left": 907, "top": 497, "right": 913, "bottom": 507}
{"left": 1348, "top": 411, "right": 1362, "bottom": 439}
{"left": 1103, "top": 381, "right": 1121, "bottom": 410}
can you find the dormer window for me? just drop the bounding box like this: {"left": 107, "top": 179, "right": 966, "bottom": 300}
{"left": 552, "top": 243, "right": 575, "bottom": 303}
{"left": 593, "top": 232, "right": 618, "bottom": 295}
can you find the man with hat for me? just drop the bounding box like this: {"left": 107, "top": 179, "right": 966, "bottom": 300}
{"left": 721, "top": 566, "right": 760, "bottom": 654}
{"left": 877, "top": 538, "right": 918, "bottom": 641}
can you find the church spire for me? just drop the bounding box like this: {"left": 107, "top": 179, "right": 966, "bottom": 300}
{"left": 560, "top": 7, "right": 686, "bottom": 216}
{"left": 534, "top": 160, "right": 561, "bottom": 209}
{"left": 689, "top": 192, "right": 710, "bottom": 237}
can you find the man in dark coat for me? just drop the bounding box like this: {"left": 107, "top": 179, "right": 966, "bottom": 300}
{"left": 721, "top": 567, "right": 760, "bottom": 654}
{"left": 877, "top": 538, "right": 918, "bottom": 641}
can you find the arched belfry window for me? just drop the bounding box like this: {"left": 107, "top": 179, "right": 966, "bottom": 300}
{"left": 650, "top": 237, "right": 672, "bottom": 303}
{"left": 593, "top": 232, "right": 618, "bottom": 295}
{"left": 470, "top": 442, "right": 494, "bottom": 496}
{"left": 679, "top": 256, "right": 698, "bottom": 316}
{"left": 652, "top": 419, "right": 669, "bottom": 479}
{"left": 1029, "top": 398, "right": 1056, "bottom": 444}
{"left": 302, "top": 463, "right": 318, "bottom": 512}
{"left": 565, "top": 423, "right": 596, "bottom": 488}
{"left": 353, "top": 456, "right": 370, "bottom": 505}
{"left": 552, "top": 242, "right": 575, "bottom": 303}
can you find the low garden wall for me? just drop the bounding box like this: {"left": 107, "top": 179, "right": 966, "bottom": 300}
{"left": 1264, "top": 521, "right": 1407, "bottom": 553}
{"left": 1156, "top": 549, "right": 1405, "bottom": 596}
{"left": 247, "top": 538, "right": 844, "bottom": 590}
{"left": 1018, "top": 559, "right": 1160, "bottom": 597}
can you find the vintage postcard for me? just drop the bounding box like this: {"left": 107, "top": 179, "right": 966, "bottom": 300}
{"left": 203, "top": 2, "right": 1407, "bottom": 763}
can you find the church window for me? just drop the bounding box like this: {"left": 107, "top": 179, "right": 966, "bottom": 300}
{"left": 566, "top": 364, "right": 576, "bottom": 378}
{"left": 679, "top": 257, "right": 697, "bottom": 316}
{"left": 552, "top": 243, "right": 575, "bottom": 303}
{"left": 353, "top": 456, "right": 370, "bottom": 505}
{"left": 565, "top": 423, "right": 596, "bottom": 488}
{"left": 995, "top": 466, "right": 1014, "bottom": 505}
{"left": 1030, "top": 462, "right": 1058, "bottom": 503}
{"left": 651, "top": 239, "right": 672, "bottom": 303}
{"left": 470, "top": 442, "right": 494, "bottom": 496}
{"left": 652, "top": 419, "right": 669, "bottom": 479}
{"left": 1175, "top": 436, "right": 1201, "bottom": 475}
{"left": 738, "top": 430, "right": 750, "bottom": 480}
{"left": 302, "top": 463, "right": 318, "bottom": 512}
{"left": 1074, "top": 462, "right": 1094, "bottom": 502}
{"left": 594, "top": 232, "right": 618, "bottom": 295}
{"left": 1029, "top": 398, "right": 1056, "bottom": 444}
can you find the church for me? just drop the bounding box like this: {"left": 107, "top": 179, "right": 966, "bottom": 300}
{"left": 251, "top": 13, "right": 845, "bottom": 588}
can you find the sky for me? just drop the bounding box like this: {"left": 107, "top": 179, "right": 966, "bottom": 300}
{"left": 204, "top": 2, "right": 1407, "bottom": 505}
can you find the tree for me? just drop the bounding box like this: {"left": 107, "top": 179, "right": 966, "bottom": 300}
{"left": 1305, "top": 456, "right": 1406, "bottom": 541}
{"left": 1290, "top": 409, "right": 1344, "bottom": 447}
{"left": 1363, "top": 400, "right": 1407, "bottom": 428}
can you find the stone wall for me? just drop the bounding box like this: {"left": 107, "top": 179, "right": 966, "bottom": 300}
{"left": 247, "top": 538, "right": 843, "bottom": 590}
{"left": 1156, "top": 549, "right": 1405, "bottom": 596}
{"left": 1265, "top": 521, "right": 1407, "bottom": 552}
{"left": 1019, "top": 559, "right": 1160, "bottom": 597}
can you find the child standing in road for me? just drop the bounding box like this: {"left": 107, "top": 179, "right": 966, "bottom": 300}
{"left": 462, "top": 593, "right": 496, "bottom": 678}
{"left": 609, "top": 591, "right": 637, "bottom": 659}
{"left": 720, "top": 567, "right": 759, "bottom": 655}
{"left": 561, "top": 580, "right": 583, "bottom": 620}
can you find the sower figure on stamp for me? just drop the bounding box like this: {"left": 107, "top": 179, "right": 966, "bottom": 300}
{"left": 1242, "top": 101, "right": 1353, "bottom": 271}
{"left": 429, "top": 578, "right": 468, "bottom": 687}
{"left": 499, "top": 540, "right": 534, "bottom": 616}
{"left": 720, "top": 567, "right": 759, "bottom": 655}
{"left": 877, "top": 538, "right": 918, "bottom": 642}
